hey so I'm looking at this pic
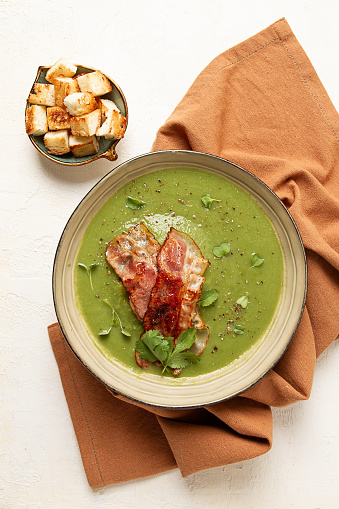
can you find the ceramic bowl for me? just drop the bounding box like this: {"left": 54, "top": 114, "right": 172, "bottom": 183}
{"left": 26, "top": 64, "right": 128, "bottom": 166}
{"left": 52, "top": 150, "right": 307, "bottom": 408}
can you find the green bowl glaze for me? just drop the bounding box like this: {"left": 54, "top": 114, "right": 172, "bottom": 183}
{"left": 26, "top": 64, "right": 128, "bottom": 166}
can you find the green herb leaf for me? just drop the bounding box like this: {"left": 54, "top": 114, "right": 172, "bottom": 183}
{"left": 251, "top": 253, "right": 264, "bottom": 267}
{"left": 213, "top": 242, "right": 231, "bottom": 258}
{"left": 135, "top": 338, "right": 158, "bottom": 362}
{"left": 99, "top": 299, "right": 131, "bottom": 337}
{"left": 78, "top": 262, "right": 99, "bottom": 293}
{"left": 167, "top": 351, "right": 200, "bottom": 370}
{"left": 78, "top": 263, "right": 130, "bottom": 337}
{"left": 126, "top": 196, "right": 147, "bottom": 210}
{"left": 137, "top": 328, "right": 200, "bottom": 375}
{"left": 233, "top": 324, "right": 245, "bottom": 335}
{"left": 172, "top": 328, "right": 196, "bottom": 354}
{"left": 140, "top": 330, "right": 171, "bottom": 363}
{"left": 199, "top": 289, "right": 218, "bottom": 307}
{"left": 236, "top": 295, "right": 249, "bottom": 309}
{"left": 201, "top": 194, "right": 220, "bottom": 209}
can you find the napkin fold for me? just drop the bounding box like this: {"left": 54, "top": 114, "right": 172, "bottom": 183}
{"left": 48, "top": 18, "right": 339, "bottom": 488}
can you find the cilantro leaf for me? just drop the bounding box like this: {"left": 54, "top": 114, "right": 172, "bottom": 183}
{"left": 139, "top": 330, "right": 171, "bottom": 363}
{"left": 236, "top": 295, "right": 249, "bottom": 309}
{"left": 126, "top": 196, "right": 147, "bottom": 210}
{"left": 167, "top": 351, "right": 200, "bottom": 370}
{"left": 199, "top": 289, "right": 218, "bottom": 307}
{"left": 201, "top": 194, "right": 220, "bottom": 209}
{"left": 135, "top": 338, "right": 158, "bottom": 362}
{"left": 213, "top": 243, "right": 231, "bottom": 258}
{"left": 136, "top": 328, "right": 200, "bottom": 375}
{"left": 251, "top": 253, "right": 264, "bottom": 267}
{"left": 172, "top": 328, "right": 196, "bottom": 354}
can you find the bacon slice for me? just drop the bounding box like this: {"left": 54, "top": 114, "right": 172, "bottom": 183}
{"left": 105, "top": 223, "right": 160, "bottom": 321}
{"left": 138, "top": 228, "right": 210, "bottom": 369}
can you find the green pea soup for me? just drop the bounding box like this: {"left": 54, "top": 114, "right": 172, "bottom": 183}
{"left": 74, "top": 167, "right": 284, "bottom": 377}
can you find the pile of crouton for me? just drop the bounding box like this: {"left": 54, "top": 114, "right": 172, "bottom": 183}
{"left": 25, "top": 58, "right": 127, "bottom": 158}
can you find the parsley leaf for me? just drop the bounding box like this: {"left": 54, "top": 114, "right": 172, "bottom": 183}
{"left": 236, "top": 295, "right": 249, "bottom": 309}
{"left": 126, "top": 196, "right": 147, "bottom": 209}
{"left": 199, "top": 289, "right": 218, "bottom": 307}
{"left": 251, "top": 253, "right": 264, "bottom": 267}
{"left": 201, "top": 194, "right": 220, "bottom": 209}
{"left": 213, "top": 242, "right": 231, "bottom": 258}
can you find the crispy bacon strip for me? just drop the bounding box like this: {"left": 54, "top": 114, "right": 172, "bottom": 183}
{"left": 138, "top": 228, "right": 210, "bottom": 369}
{"left": 105, "top": 223, "right": 160, "bottom": 321}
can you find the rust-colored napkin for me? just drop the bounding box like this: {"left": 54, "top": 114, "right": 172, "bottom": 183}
{"left": 48, "top": 18, "right": 339, "bottom": 488}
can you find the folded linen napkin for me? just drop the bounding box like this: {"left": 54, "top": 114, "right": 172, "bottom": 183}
{"left": 48, "top": 18, "right": 339, "bottom": 488}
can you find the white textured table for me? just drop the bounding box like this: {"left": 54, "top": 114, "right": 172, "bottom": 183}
{"left": 2, "top": 1, "right": 339, "bottom": 507}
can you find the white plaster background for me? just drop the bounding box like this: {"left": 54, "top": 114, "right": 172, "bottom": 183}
{"left": 1, "top": 0, "right": 339, "bottom": 507}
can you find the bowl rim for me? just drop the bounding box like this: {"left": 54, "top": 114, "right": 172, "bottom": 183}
{"left": 52, "top": 149, "right": 307, "bottom": 408}
{"left": 26, "top": 64, "right": 128, "bottom": 166}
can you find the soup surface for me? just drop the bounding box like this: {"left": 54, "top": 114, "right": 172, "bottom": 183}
{"left": 74, "top": 167, "right": 284, "bottom": 377}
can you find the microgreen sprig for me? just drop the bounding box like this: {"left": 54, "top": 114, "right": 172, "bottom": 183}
{"left": 233, "top": 324, "right": 245, "bottom": 335}
{"left": 236, "top": 294, "right": 249, "bottom": 309}
{"left": 78, "top": 262, "right": 130, "bottom": 338}
{"left": 99, "top": 299, "right": 131, "bottom": 337}
{"left": 251, "top": 253, "right": 264, "bottom": 267}
{"left": 213, "top": 242, "right": 231, "bottom": 258}
{"left": 201, "top": 194, "right": 220, "bottom": 209}
{"left": 78, "top": 262, "right": 99, "bottom": 293}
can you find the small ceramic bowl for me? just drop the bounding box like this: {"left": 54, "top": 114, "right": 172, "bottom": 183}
{"left": 52, "top": 150, "right": 307, "bottom": 409}
{"left": 26, "top": 64, "right": 128, "bottom": 166}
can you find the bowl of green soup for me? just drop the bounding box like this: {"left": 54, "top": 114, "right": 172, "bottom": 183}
{"left": 53, "top": 150, "right": 307, "bottom": 408}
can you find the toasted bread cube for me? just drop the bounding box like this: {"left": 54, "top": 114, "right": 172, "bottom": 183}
{"left": 45, "top": 58, "right": 77, "bottom": 83}
{"left": 63, "top": 92, "right": 98, "bottom": 116}
{"left": 76, "top": 70, "right": 112, "bottom": 97}
{"left": 54, "top": 77, "right": 80, "bottom": 107}
{"left": 97, "top": 110, "right": 127, "bottom": 140}
{"left": 47, "top": 106, "right": 71, "bottom": 130}
{"left": 28, "top": 83, "right": 55, "bottom": 106}
{"left": 43, "top": 130, "right": 70, "bottom": 155}
{"left": 69, "top": 135, "right": 99, "bottom": 157}
{"left": 70, "top": 109, "right": 101, "bottom": 137}
{"left": 25, "top": 104, "right": 48, "bottom": 135}
{"left": 97, "top": 98, "right": 119, "bottom": 122}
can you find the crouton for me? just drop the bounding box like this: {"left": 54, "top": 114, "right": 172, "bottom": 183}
{"left": 97, "top": 98, "right": 120, "bottom": 122}
{"left": 25, "top": 104, "right": 48, "bottom": 136}
{"left": 70, "top": 109, "right": 101, "bottom": 137}
{"left": 69, "top": 135, "right": 99, "bottom": 157}
{"left": 43, "top": 130, "right": 70, "bottom": 155}
{"left": 28, "top": 83, "right": 55, "bottom": 107}
{"left": 45, "top": 58, "right": 77, "bottom": 83}
{"left": 47, "top": 106, "right": 71, "bottom": 130}
{"left": 63, "top": 92, "right": 98, "bottom": 116}
{"left": 76, "top": 70, "right": 112, "bottom": 96}
{"left": 97, "top": 110, "right": 127, "bottom": 140}
{"left": 54, "top": 77, "right": 80, "bottom": 107}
